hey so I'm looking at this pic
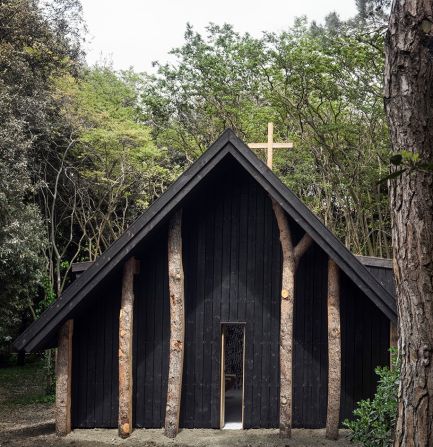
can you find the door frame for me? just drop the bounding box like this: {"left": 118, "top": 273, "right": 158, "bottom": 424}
{"left": 220, "top": 322, "right": 246, "bottom": 429}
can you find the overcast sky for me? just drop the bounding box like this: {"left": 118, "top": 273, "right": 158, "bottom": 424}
{"left": 81, "top": 0, "right": 358, "bottom": 72}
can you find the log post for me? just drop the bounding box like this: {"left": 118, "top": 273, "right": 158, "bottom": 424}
{"left": 271, "top": 200, "right": 312, "bottom": 438}
{"left": 55, "top": 319, "right": 73, "bottom": 437}
{"left": 165, "top": 209, "right": 185, "bottom": 438}
{"left": 326, "top": 259, "right": 341, "bottom": 440}
{"left": 118, "top": 256, "right": 140, "bottom": 438}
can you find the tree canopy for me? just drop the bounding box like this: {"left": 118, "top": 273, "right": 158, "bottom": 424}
{"left": 143, "top": 17, "right": 391, "bottom": 257}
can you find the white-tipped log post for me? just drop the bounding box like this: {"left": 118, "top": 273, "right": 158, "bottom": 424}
{"left": 165, "top": 209, "right": 185, "bottom": 438}
{"left": 56, "top": 319, "right": 74, "bottom": 436}
{"left": 118, "top": 256, "right": 140, "bottom": 438}
{"left": 271, "top": 200, "right": 312, "bottom": 438}
{"left": 326, "top": 259, "right": 341, "bottom": 440}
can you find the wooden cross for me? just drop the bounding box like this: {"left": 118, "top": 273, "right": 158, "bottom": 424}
{"left": 248, "top": 122, "right": 293, "bottom": 170}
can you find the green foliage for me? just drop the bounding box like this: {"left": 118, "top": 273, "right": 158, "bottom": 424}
{"left": 0, "top": 0, "right": 83, "bottom": 354}
{"left": 50, "top": 66, "right": 183, "bottom": 262}
{"left": 344, "top": 351, "right": 399, "bottom": 447}
{"left": 379, "top": 150, "right": 433, "bottom": 183}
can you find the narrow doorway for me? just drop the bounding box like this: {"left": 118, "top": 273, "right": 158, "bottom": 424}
{"left": 220, "top": 323, "right": 245, "bottom": 429}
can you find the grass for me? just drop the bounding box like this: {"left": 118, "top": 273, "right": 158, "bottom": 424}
{"left": 0, "top": 357, "right": 55, "bottom": 406}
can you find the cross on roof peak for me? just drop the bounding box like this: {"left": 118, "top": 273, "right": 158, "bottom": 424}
{"left": 248, "top": 122, "right": 293, "bottom": 170}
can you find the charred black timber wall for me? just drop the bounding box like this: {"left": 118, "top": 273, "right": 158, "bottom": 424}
{"left": 70, "top": 157, "right": 391, "bottom": 429}
{"left": 71, "top": 275, "right": 121, "bottom": 428}
{"left": 133, "top": 231, "right": 170, "bottom": 428}
{"left": 340, "top": 272, "right": 390, "bottom": 423}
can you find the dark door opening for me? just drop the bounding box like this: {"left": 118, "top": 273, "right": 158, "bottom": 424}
{"left": 220, "top": 323, "right": 245, "bottom": 429}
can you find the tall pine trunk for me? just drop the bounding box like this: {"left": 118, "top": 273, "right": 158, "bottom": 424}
{"left": 384, "top": 1, "right": 433, "bottom": 445}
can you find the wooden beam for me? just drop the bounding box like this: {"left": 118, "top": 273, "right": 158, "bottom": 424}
{"left": 220, "top": 327, "right": 225, "bottom": 428}
{"left": 55, "top": 319, "right": 73, "bottom": 436}
{"left": 118, "top": 256, "right": 139, "bottom": 438}
{"left": 165, "top": 209, "right": 185, "bottom": 438}
{"left": 326, "top": 259, "right": 341, "bottom": 440}
{"left": 248, "top": 142, "right": 294, "bottom": 150}
{"left": 267, "top": 122, "right": 274, "bottom": 169}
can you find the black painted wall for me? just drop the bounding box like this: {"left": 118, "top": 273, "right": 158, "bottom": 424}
{"left": 72, "top": 275, "right": 121, "bottom": 428}
{"left": 340, "top": 273, "right": 390, "bottom": 422}
{"left": 70, "top": 156, "right": 391, "bottom": 429}
{"left": 133, "top": 231, "right": 170, "bottom": 428}
{"left": 293, "top": 245, "right": 329, "bottom": 428}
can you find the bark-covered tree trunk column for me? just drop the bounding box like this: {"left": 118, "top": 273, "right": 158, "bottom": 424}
{"left": 272, "top": 200, "right": 312, "bottom": 438}
{"left": 384, "top": 1, "right": 433, "bottom": 445}
{"left": 326, "top": 259, "right": 341, "bottom": 440}
{"left": 118, "top": 257, "right": 140, "bottom": 438}
{"left": 165, "top": 209, "right": 185, "bottom": 438}
{"left": 56, "top": 319, "right": 73, "bottom": 436}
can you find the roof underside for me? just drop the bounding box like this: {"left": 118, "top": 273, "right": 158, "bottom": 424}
{"left": 15, "top": 129, "right": 397, "bottom": 353}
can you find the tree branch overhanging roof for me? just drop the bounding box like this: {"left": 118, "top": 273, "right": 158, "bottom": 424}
{"left": 14, "top": 129, "right": 397, "bottom": 353}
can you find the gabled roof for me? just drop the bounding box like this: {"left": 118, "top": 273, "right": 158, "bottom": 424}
{"left": 15, "top": 129, "right": 397, "bottom": 352}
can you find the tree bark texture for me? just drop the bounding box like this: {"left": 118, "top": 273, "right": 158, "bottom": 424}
{"left": 164, "top": 210, "right": 185, "bottom": 438}
{"left": 384, "top": 1, "right": 433, "bottom": 445}
{"left": 118, "top": 257, "right": 139, "bottom": 438}
{"left": 271, "top": 200, "right": 312, "bottom": 438}
{"left": 326, "top": 259, "right": 341, "bottom": 440}
{"left": 55, "top": 319, "right": 73, "bottom": 437}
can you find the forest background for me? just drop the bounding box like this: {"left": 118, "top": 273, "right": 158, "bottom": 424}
{"left": 0, "top": 0, "right": 392, "bottom": 357}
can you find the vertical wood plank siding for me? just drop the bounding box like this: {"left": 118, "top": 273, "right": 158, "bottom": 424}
{"left": 340, "top": 272, "right": 390, "bottom": 423}
{"left": 133, "top": 231, "right": 170, "bottom": 428}
{"left": 70, "top": 157, "right": 391, "bottom": 430}
{"left": 72, "top": 275, "right": 121, "bottom": 428}
{"left": 293, "top": 244, "right": 328, "bottom": 428}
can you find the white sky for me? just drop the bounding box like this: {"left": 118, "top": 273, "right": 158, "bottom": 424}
{"left": 81, "top": 0, "right": 357, "bottom": 72}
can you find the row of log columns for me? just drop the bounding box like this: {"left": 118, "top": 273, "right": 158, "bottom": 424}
{"left": 326, "top": 259, "right": 341, "bottom": 440}
{"left": 56, "top": 319, "right": 74, "bottom": 436}
{"left": 271, "top": 200, "right": 312, "bottom": 438}
{"left": 164, "top": 209, "right": 185, "bottom": 438}
{"left": 118, "top": 257, "right": 140, "bottom": 438}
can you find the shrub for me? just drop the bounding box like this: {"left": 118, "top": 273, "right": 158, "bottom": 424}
{"left": 344, "top": 351, "right": 399, "bottom": 447}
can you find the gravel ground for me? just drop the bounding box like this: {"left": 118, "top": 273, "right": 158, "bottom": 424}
{"left": 1, "top": 426, "right": 358, "bottom": 447}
